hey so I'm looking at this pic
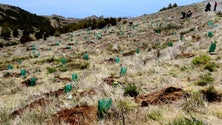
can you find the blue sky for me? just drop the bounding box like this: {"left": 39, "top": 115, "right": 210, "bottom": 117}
{"left": 0, "top": 0, "right": 203, "bottom": 18}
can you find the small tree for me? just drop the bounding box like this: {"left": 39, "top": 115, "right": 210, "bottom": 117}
{"left": 168, "top": 3, "right": 173, "bottom": 9}
{"left": 1, "top": 26, "right": 11, "bottom": 38}
{"left": 173, "top": 3, "right": 178, "bottom": 8}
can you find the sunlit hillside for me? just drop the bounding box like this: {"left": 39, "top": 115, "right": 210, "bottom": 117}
{"left": 0, "top": 1, "right": 222, "bottom": 125}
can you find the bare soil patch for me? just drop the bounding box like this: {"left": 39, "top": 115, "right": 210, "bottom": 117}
{"left": 135, "top": 86, "right": 187, "bottom": 106}
{"left": 53, "top": 105, "right": 97, "bottom": 125}
{"left": 11, "top": 98, "right": 51, "bottom": 117}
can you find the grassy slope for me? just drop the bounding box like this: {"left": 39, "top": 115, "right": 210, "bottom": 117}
{"left": 0, "top": 1, "right": 222, "bottom": 125}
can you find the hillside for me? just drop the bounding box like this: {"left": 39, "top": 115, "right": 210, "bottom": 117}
{"left": 0, "top": 4, "right": 123, "bottom": 47}
{"left": 1, "top": 1, "right": 222, "bottom": 125}
{"left": 0, "top": 4, "right": 54, "bottom": 46}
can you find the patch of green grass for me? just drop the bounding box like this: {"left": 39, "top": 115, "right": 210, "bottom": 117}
{"left": 204, "top": 62, "right": 217, "bottom": 72}
{"left": 180, "top": 66, "right": 188, "bottom": 71}
{"left": 47, "top": 67, "right": 57, "bottom": 74}
{"left": 80, "top": 62, "right": 90, "bottom": 69}
{"left": 192, "top": 54, "right": 210, "bottom": 66}
{"left": 124, "top": 84, "right": 139, "bottom": 97}
{"left": 196, "top": 73, "right": 214, "bottom": 86}
{"left": 147, "top": 110, "right": 162, "bottom": 121}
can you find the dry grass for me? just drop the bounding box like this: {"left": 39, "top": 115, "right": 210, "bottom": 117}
{"left": 1, "top": 1, "right": 222, "bottom": 124}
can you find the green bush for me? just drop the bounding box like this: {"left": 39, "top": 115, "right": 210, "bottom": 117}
{"left": 192, "top": 55, "right": 210, "bottom": 65}
{"left": 197, "top": 73, "right": 214, "bottom": 86}
{"left": 124, "top": 84, "right": 139, "bottom": 97}
{"left": 80, "top": 62, "right": 90, "bottom": 70}
{"left": 204, "top": 62, "right": 217, "bottom": 72}
{"left": 47, "top": 67, "right": 57, "bottom": 74}
{"left": 159, "top": 3, "right": 178, "bottom": 11}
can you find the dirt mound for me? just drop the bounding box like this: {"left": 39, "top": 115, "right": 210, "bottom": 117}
{"left": 79, "top": 88, "right": 97, "bottom": 97}
{"left": 53, "top": 105, "right": 97, "bottom": 125}
{"left": 103, "top": 76, "right": 119, "bottom": 85}
{"left": 135, "top": 86, "right": 187, "bottom": 106}
{"left": 11, "top": 98, "right": 51, "bottom": 117}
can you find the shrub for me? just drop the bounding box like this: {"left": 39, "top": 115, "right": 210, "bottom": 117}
{"left": 122, "top": 20, "right": 127, "bottom": 25}
{"left": 204, "top": 62, "right": 217, "bottom": 72}
{"left": 192, "top": 55, "right": 210, "bottom": 65}
{"left": 80, "top": 62, "right": 90, "bottom": 70}
{"left": 159, "top": 3, "right": 178, "bottom": 11}
{"left": 20, "top": 35, "right": 33, "bottom": 43}
{"left": 124, "top": 84, "right": 139, "bottom": 97}
{"left": 47, "top": 67, "right": 57, "bottom": 73}
{"left": 1, "top": 26, "right": 11, "bottom": 38}
{"left": 197, "top": 73, "right": 214, "bottom": 86}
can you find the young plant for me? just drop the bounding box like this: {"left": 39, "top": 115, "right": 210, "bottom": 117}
{"left": 124, "top": 84, "right": 139, "bottom": 97}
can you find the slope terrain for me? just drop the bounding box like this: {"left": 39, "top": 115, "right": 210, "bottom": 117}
{"left": 1, "top": 1, "right": 222, "bottom": 125}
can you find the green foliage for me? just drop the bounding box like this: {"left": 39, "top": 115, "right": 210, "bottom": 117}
{"left": 1, "top": 26, "right": 11, "bottom": 38}
{"left": 204, "top": 62, "right": 217, "bottom": 72}
{"left": 169, "top": 117, "right": 206, "bottom": 125}
{"left": 124, "top": 84, "right": 139, "bottom": 97}
{"left": 61, "top": 17, "right": 122, "bottom": 33}
{"left": 80, "top": 62, "right": 90, "bottom": 69}
{"left": 192, "top": 55, "right": 210, "bottom": 66}
{"left": 0, "top": 5, "right": 54, "bottom": 37}
{"left": 46, "top": 56, "right": 58, "bottom": 63}
{"left": 147, "top": 110, "right": 162, "bottom": 121}
{"left": 47, "top": 67, "right": 57, "bottom": 74}
{"left": 197, "top": 73, "right": 214, "bottom": 86}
